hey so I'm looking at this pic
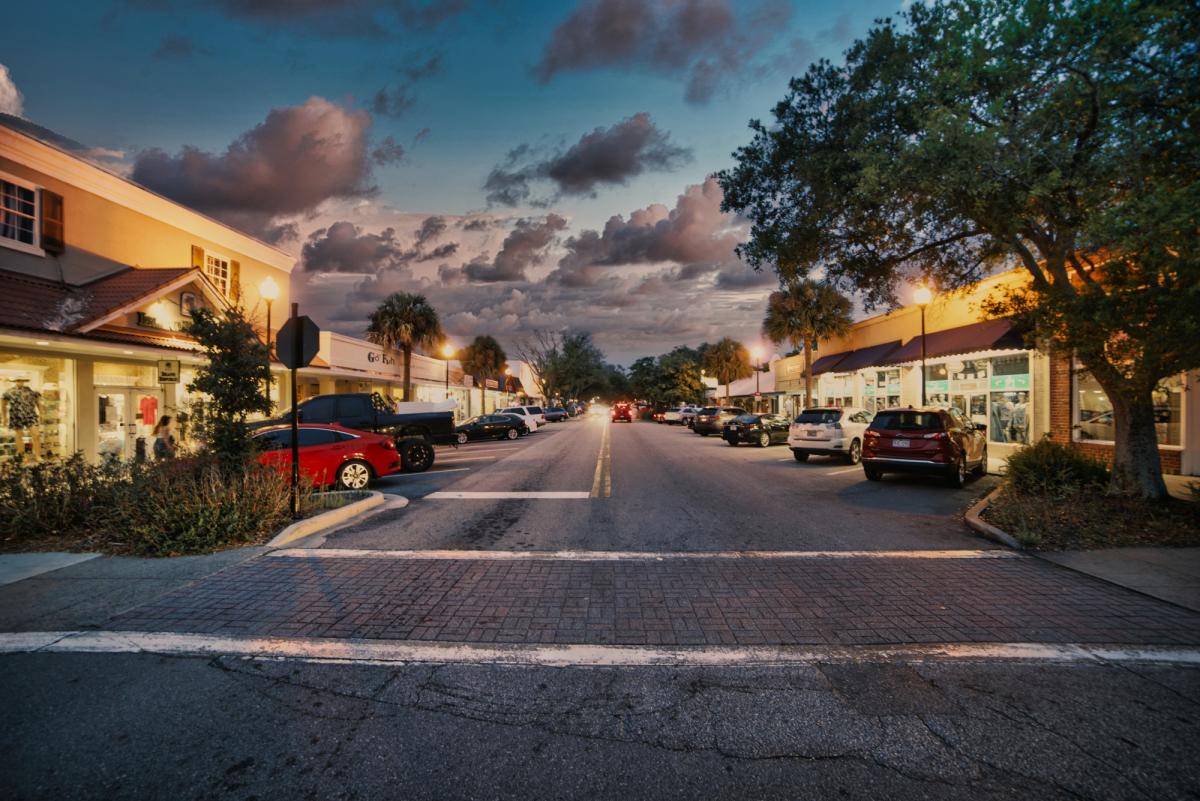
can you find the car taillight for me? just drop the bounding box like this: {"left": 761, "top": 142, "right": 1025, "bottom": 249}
{"left": 864, "top": 430, "right": 879, "bottom": 438}
{"left": 922, "top": 431, "right": 948, "bottom": 440}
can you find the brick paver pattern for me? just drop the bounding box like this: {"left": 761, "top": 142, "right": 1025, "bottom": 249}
{"left": 110, "top": 554, "right": 1200, "bottom": 646}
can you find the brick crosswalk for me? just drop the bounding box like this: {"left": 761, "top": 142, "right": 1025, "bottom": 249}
{"left": 109, "top": 552, "right": 1200, "bottom": 647}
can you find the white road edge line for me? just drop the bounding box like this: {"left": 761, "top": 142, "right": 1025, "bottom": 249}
{"left": 425, "top": 491, "right": 591, "bottom": 500}
{"left": 434, "top": 456, "right": 498, "bottom": 463}
{"left": 3, "top": 631, "right": 1198, "bottom": 668}
{"left": 271, "top": 548, "right": 1019, "bottom": 560}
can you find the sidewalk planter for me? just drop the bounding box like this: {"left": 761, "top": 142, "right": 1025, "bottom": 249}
{"left": 267, "top": 491, "right": 389, "bottom": 548}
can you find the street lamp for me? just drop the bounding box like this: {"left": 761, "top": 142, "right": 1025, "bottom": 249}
{"left": 259, "top": 277, "right": 280, "bottom": 406}
{"left": 913, "top": 284, "right": 933, "bottom": 405}
{"left": 751, "top": 346, "right": 764, "bottom": 412}
{"left": 441, "top": 342, "right": 455, "bottom": 401}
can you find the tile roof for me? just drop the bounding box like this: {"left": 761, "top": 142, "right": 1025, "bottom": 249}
{"left": 0, "top": 267, "right": 194, "bottom": 335}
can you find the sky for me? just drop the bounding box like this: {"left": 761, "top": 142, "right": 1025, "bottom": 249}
{"left": 1, "top": 0, "right": 902, "bottom": 365}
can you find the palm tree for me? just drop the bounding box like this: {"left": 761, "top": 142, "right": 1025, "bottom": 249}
{"left": 702, "top": 337, "right": 753, "bottom": 406}
{"left": 365, "top": 293, "right": 444, "bottom": 402}
{"left": 458, "top": 335, "right": 508, "bottom": 414}
{"left": 762, "top": 279, "right": 853, "bottom": 408}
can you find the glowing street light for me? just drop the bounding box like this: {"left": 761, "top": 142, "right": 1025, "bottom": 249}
{"left": 441, "top": 342, "right": 455, "bottom": 399}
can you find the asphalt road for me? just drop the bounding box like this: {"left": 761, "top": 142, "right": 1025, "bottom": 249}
{"left": 4, "top": 412, "right": 1199, "bottom": 800}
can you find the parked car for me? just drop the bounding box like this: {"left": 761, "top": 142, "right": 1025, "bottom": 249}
{"left": 723, "top": 414, "right": 791, "bottom": 447}
{"left": 497, "top": 407, "right": 540, "bottom": 432}
{"left": 500, "top": 405, "right": 546, "bottom": 426}
{"left": 862, "top": 406, "right": 988, "bottom": 488}
{"left": 788, "top": 407, "right": 874, "bottom": 464}
{"left": 454, "top": 414, "right": 527, "bottom": 442}
{"left": 679, "top": 406, "right": 700, "bottom": 428}
{"left": 662, "top": 406, "right": 688, "bottom": 425}
{"left": 653, "top": 409, "right": 667, "bottom": 423}
{"left": 692, "top": 406, "right": 747, "bottom": 437}
{"left": 544, "top": 406, "right": 569, "bottom": 422}
{"left": 611, "top": 402, "right": 634, "bottom": 423}
{"left": 256, "top": 392, "right": 451, "bottom": 472}
{"left": 253, "top": 424, "right": 400, "bottom": 490}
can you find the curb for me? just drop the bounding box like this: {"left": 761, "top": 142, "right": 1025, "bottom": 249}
{"left": 964, "top": 485, "right": 1024, "bottom": 550}
{"left": 267, "top": 491, "right": 388, "bottom": 549}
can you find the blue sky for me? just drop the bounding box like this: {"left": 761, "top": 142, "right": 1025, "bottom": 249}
{"left": 2, "top": 0, "right": 901, "bottom": 363}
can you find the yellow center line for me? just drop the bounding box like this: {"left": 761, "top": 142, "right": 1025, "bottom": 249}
{"left": 590, "top": 418, "right": 612, "bottom": 498}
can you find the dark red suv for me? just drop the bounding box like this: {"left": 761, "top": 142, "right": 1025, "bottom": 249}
{"left": 861, "top": 407, "right": 988, "bottom": 488}
{"left": 611, "top": 402, "right": 633, "bottom": 423}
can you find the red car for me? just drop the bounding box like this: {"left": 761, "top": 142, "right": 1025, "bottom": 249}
{"left": 862, "top": 406, "right": 988, "bottom": 488}
{"left": 611, "top": 402, "right": 633, "bottom": 423}
{"left": 253, "top": 424, "right": 401, "bottom": 490}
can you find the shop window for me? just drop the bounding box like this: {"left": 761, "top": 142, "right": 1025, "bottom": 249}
{"left": 1075, "top": 369, "right": 1182, "bottom": 446}
{"left": 0, "top": 354, "right": 75, "bottom": 461}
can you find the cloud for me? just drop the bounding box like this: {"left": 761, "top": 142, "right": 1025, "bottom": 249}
{"left": 371, "top": 135, "right": 406, "bottom": 165}
{"left": 201, "top": 0, "right": 471, "bottom": 38}
{"left": 0, "top": 64, "right": 24, "bottom": 117}
{"left": 372, "top": 53, "right": 443, "bottom": 118}
{"left": 413, "top": 127, "right": 432, "bottom": 145}
{"left": 459, "top": 214, "right": 567, "bottom": 282}
{"left": 549, "top": 177, "right": 745, "bottom": 287}
{"left": 485, "top": 113, "right": 690, "bottom": 206}
{"left": 535, "top": 0, "right": 792, "bottom": 104}
{"left": 131, "top": 97, "right": 382, "bottom": 242}
{"left": 301, "top": 214, "right": 458, "bottom": 273}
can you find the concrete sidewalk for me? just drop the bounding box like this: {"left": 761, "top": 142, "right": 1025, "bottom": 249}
{"left": 1039, "top": 548, "right": 1200, "bottom": 613}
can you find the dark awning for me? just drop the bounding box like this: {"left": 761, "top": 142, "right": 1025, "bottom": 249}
{"left": 808, "top": 350, "right": 850, "bottom": 375}
{"left": 882, "top": 319, "right": 1024, "bottom": 365}
{"left": 828, "top": 340, "right": 902, "bottom": 373}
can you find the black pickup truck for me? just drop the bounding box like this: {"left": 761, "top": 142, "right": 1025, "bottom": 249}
{"left": 260, "top": 392, "right": 455, "bottom": 473}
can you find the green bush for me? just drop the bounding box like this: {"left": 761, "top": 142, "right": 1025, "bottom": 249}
{"left": 0, "top": 454, "right": 128, "bottom": 540}
{"left": 1003, "top": 438, "right": 1110, "bottom": 497}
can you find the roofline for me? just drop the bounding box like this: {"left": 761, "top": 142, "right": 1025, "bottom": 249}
{"left": 0, "top": 124, "right": 296, "bottom": 272}
{"left": 75, "top": 269, "right": 231, "bottom": 333}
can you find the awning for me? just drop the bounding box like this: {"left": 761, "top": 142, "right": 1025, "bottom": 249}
{"left": 808, "top": 350, "right": 850, "bottom": 375}
{"left": 882, "top": 319, "right": 1024, "bottom": 365}
{"left": 828, "top": 340, "right": 902, "bottom": 373}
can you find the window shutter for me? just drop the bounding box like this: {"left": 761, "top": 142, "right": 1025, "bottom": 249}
{"left": 191, "top": 245, "right": 205, "bottom": 270}
{"left": 40, "top": 190, "right": 65, "bottom": 254}
{"left": 229, "top": 260, "right": 241, "bottom": 301}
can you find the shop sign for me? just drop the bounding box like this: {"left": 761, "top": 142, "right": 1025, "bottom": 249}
{"left": 886, "top": 379, "right": 901, "bottom": 392}
{"left": 991, "top": 374, "right": 1030, "bottom": 391}
{"left": 954, "top": 379, "right": 988, "bottom": 392}
{"left": 925, "top": 379, "right": 950, "bottom": 393}
{"left": 485, "top": 378, "right": 499, "bottom": 389}
{"left": 462, "top": 375, "right": 474, "bottom": 388}
{"left": 367, "top": 351, "right": 395, "bottom": 366}
{"left": 156, "top": 359, "right": 181, "bottom": 384}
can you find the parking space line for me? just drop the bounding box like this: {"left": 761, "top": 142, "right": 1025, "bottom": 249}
{"left": 824, "top": 467, "right": 862, "bottom": 475}
{"left": 435, "top": 456, "right": 498, "bottom": 463}
{"left": 384, "top": 468, "right": 470, "bottom": 478}
{"left": 425, "top": 491, "right": 591, "bottom": 500}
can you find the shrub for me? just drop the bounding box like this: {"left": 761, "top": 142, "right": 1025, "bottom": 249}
{"left": 1003, "top": 438, "right": 1110, "bottom": 497}
{"left": 0, "top": 454, "right": 128, "bottom": 540}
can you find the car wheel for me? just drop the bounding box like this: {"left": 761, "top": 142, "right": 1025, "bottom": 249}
{"left": 946, "top": 456, "right": 967, "bottom": 488}
{"left": 846, "top": 439, "right": 862, "bottom": 465}
{"left": 757, "top": 432, "right": 771, "bottom": 448}
{"left": 456, "top": 432, "right": 468, "bottom": 445}
{"left": 699, "top": 432, "right": 710, "bottom": 437}
{"left": 506, "top": 428, "right": 519, "bottom": 440}
{"left": 336, "top": 459, "right": 372, "bottom": 490}
{"left": 864, "top": 466, "right": 882, "bottom": 481}
{"left": 793, "top": 450, "right": 809, "bottom": 462}
{"left": 974, "top": 445, "right": 988, "bottom": 476}
{"left": 399, "top": 439, "right": 435, "bottom": 473}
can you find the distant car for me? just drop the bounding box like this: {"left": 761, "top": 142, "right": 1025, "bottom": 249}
{"left": 788, "top": 407, "right": 874, "bottom": 464}
{"left": 253, "top": 423, "right": 400, "bottom": 490}
{"left": 500, "top": 405, "right": 546, "bottom": 426}
{"left": 692, "top": 406, "right": 747, "bottom": 437}
{"left": 862, "top": 406, "right": 988, "bottom": 488}
{"left": 454, "top": 414, "right": 527, "bottom": 443}
{"left": 723, "top": 414, "right": 791, "bottom": 447}
{"left": 611, "top": 402, "right": 633, "bottom": 423}
{"left": 653, "top": 410, "right": 667, "bottom": 423}
{"left": 662, "top": 406, "right": 688, "bottom": 425}
{"left": 679, "top": 406, "right": 700, "bottom": 427}
{"left": 497, "top": 407, "right": 539, "bottom": 432}
{"left": 544, "top": 406, "right": 569, "bottom": 422}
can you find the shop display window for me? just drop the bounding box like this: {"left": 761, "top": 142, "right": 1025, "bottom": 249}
{"left": 1075, "top": 369, "right": 1182, "bottom": 446}
{"left": 0, "top": 353, "right": 75, "bottom": 461}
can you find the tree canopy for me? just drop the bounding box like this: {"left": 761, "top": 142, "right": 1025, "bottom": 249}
{"left": 459, "top": 335, "right": 507, "bottom": 413}
{"left": 703, "top": 338, "right": 753, "bottom": 405}
{"left": 518, "top": 331, "right": 612, "bottom": 402}
{"left": 365, "top": 292, "right": 444, "bottom": 401}
{"left": 762, "top": 280, "right": 853, "bottom": 406}
{"left": 719, "top": 0, "right": 1199, "bottom": 498}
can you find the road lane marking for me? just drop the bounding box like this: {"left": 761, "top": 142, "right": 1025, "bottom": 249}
{"left": 384, "top": 468, "right": 470, "bottom": 478}
{"left": 425, "top": 491, "right": 591, "bottom": 499}
{"left": 590, "top": 418, "right": 611, "bottom": 498}
{"left": 824, "top": 467, "right": 863, "bottom": 475}
{"left": 3, "top": 631, "right": 1197, "bottom": 667}
{"left": 275, "top": 548, "right": 1018, "bottom": 560}
{"left": 435, "top": 455, "right": 498, "bottom": 463}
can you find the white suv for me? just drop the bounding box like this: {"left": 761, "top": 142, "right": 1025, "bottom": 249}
{"left": 499, "top": 406, "right": 545, "bottom": 429}
{"left": 662, "top": 406, "right": 688, "bottom": 425}
{"left": 788, "top": 407, "right": 874, "bottom": 464}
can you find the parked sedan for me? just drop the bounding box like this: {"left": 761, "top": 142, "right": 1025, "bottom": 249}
{"left": 454, "top": 414, "right": 527, "bottom": 443}
{"left": 544, "top": 406, "right": 569, "bottom": 422}
{"left": 862, "top": 406, "right": 988, "bottom": 488}
{"left": 692, "top": 406, "right": 747, "bottom": 437}
{"left": 723, "top": 414, "right": 791, "bottom": 447}
{"left": 679, "top": 406, "right": 700, "bottom": 428}
{"left": 497, "top": 407, "right": 540, "bottom": 432}
{"left": 253, "top": 423, "right": 400, "bottom": 490}
{"left": 788, "top": 407, "right": 874, "bottom": 464}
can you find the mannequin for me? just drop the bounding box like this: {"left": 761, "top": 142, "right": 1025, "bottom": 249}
{"left": 2, "top": 379, "right": 42, "bottom": 460}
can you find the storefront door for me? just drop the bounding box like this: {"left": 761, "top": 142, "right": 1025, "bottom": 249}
{"left": 951, "top": 393, "right": 989, "bottom": 429}
{"left": 96, "top": 388, "right": 163, "bottom": 460}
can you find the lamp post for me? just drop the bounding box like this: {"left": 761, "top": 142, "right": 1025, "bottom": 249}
{"left": 913, "top": 285, "right": 933, "bottom": 405}
{"left": 441, "top": 342, "right": 455, "bottom": 401}
{"left": 259, "top": 277, "right": 280, "bottom": 406}
{"left": 751, "top": 346, "right": 764, "bottom": 413}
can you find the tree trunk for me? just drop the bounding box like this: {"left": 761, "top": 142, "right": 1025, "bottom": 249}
{"left": 1108, "top": 391, "right": 1169, "bottom": 500}
{"left": 402, "top": 347, "right": 412, "bottom": 402}
{"left": 803, "top": 341, "right": 813, "bottom": 410}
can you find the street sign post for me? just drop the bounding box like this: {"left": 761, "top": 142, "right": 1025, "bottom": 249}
{"left": 277, "top": 304, "right": 321, "bottom": 516}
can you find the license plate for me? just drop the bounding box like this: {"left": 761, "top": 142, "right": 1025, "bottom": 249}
{"left": 806, "top": 430, "right": 819, "bottom": 438}
{"left": 893, "top": 439, "right": 910, "bottom": 448}
{"left": 729, "top": 425, "right": 738, "bottom": 430}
